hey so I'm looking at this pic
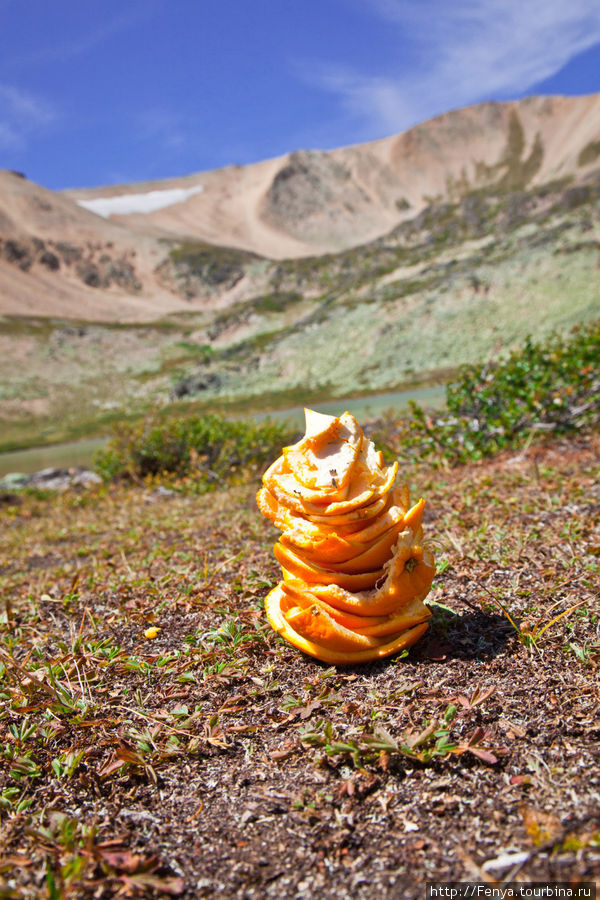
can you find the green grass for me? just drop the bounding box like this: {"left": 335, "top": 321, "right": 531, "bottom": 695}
{"left": 578, "top": 140, "right": 600, "bottom": 167}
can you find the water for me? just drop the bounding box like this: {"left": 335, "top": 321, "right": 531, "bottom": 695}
{"left": 0, "top": 384, "right": 445, "bottom": 477}
{"left": 255, "top": 384, "right": 445, "bottom": 429}
{"left": 0, "top": 437, "right": 107, "bottom": 478}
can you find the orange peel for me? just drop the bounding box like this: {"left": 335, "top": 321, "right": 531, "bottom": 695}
{"left": 265, "top": 585, "right": 430, "bottom": 665}
{"left": 257, "top": 409, "right": 435, "bottom": 663}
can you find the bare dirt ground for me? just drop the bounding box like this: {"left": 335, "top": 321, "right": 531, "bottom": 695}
{"left": 0, "top": 434, "right": 599, "bottom": 898}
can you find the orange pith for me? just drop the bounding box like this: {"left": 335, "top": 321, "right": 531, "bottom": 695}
{"left": 258, "top": 409, "right": 435, "bottom": 663}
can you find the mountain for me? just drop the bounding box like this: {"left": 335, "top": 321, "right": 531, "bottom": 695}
{"left": 0, "top": 93, "right": 599, "bottom": 450}
{"left": 0, "top": 93, "right": 599, "bottom": 323}
{"left": 66, "top": 93, "right": 600, "bottom": 258}
{"left": 0, "top": 169, "right": 179, "bottom": 320}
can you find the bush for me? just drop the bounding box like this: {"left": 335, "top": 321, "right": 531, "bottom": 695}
{"left": 94, "top": 412, "right": 295, "bottom": 488}
{"left": 375, "top": 320, "right": 600, "bottom": 465}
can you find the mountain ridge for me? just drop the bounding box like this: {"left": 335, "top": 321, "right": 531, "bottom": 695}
{"left": 1, "top": 92, "right": 600, "bottom": 453}
{"left": 1, "top": 92, "right": 599, "bottom": 323}
{"left": 65, "top": 93, "right": 600, "bottom": 255}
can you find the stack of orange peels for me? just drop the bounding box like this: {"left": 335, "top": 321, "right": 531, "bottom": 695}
{"left": 257, "top": 409, "right": 435, "bottom": 664}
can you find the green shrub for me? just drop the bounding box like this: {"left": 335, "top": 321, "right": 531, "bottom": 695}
{"left": 94, "top": 412, "right": 295, "bottom": 488}
{"left": 376, "top": 320, "right": 600, "bottom": 465}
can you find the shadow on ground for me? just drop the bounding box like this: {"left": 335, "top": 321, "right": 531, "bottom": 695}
{"left": 416, "top": 606, "right": 514, "bottom": 662}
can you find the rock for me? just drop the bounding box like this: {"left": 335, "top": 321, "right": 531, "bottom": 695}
{"left": 2, "top": 467, "right": 103, "bottom": 492}
{"left": 39, "top": 250, "right": 60, "bottom": 271}
{"left": 153, "top": 485, "right": 175, "bottom": 498}
{"left": 2, "top": 238, "right": 33, "bottom": 270}
{"left": 0, "top": 472, "right": 29, "bottom": 489}
{"left": 71, "top": 469, "right": 102, "bottom": 488}
{"left": 104, "top": 257, "right": 142, "bottom": 293}
{"left": 171, "top": 371, "right": 221, "bottom": 398}
{"left": 29, "top": 466, "right": 65, "bottom": 482}
{"left": 76, "top": 260, "right": 103, "bottom": 288}
{"left": 156, "top": 242, "right": 251, "bottom": 300}
{"left": 54, "top": 242, "right": 82, "bottom": 266}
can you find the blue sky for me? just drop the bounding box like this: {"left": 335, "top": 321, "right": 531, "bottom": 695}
{"left": 1, "top": 0, "right": 600, "bottom": 191}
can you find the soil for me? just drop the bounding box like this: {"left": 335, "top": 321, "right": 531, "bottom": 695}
{"left": 0, "top": 434, "right": 598, "bottom": 898}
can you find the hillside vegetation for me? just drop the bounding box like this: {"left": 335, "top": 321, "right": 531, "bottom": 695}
{"left": 1, "top": 168, "right": 599, "bottom": 452}
{"left": 89, "top": 321, "right": 600, "bottom": 485}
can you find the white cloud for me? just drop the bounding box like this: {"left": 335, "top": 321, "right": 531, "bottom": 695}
{"left": 312, "top": 0, "right": 600, "bottom": 136}
{"left": 0, "top": 83, "right": 55, "bottom": 150}
{"left": 77, "top": 185, "right": 204, "bottom": 218}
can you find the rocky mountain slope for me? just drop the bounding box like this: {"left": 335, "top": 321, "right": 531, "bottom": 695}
{"left": 0, "top": 93, "right": 599, "bottom": 323}
{"left": 0, "top": 94, "right": 599, "bottom": 449}
{"left": 2, "top": 163, "right": 599, "bottom": 451}
{"left": 66, "top": 93, "right": 600, "bottom": 258}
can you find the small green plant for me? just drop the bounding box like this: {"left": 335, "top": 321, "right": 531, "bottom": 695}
{"left": 199, "top": 615, "right": 266, "bottom": 654}
{"left": 94, "top": 411, "right": 294, "bottom": 484}
{"left": 51, "top": 750, "right": 85, "bottom": 780}
{"left": 482, "top": 592, "right": 589, "bottom": 651}
{"left": 8, "top": 718, "right": 38, "bottom": 744}
{"left": 299, "top": 708, "right": 505, "bottom": 768}
{"left": 380, "top": 320, "right": 600, "bottom": 464}
{"left": 0, "top": 785, "right": 34, "bottom": 813}
{"left": 3, "top": 744, "right": 42, "bottom": 781}
{"left": 563, "top": 641, "right": 597, "bottom": 665}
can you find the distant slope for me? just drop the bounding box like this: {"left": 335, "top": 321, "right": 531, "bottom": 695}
{"left": 0, "top": 170, "right": 178, "bottom": 319}
{"left": 0, "top": 170, "right": 267, "bottom": 320}
{"left": 66, "top": 93, "right": 600, "bottom": 258}
{"left": 2, "top": 163, "right": 599, "bottom": 451}
{"left": 0, "top": 94, "right": 599, "bottom": 322}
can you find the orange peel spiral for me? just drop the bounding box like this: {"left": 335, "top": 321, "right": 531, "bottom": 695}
{"left": 257, "top": 409, "right": 435, "bottom": 664}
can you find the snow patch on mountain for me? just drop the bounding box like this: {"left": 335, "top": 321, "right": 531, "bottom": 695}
{"left": 77, "top": 185, "right": 204, "bottom": 218}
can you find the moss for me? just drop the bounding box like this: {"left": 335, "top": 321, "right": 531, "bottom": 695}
{"left": 519, "top": 132, "right": 544, "bottom": 185}
{"left": 248, "top": 291, "right": 303, "bottom": 314}
{"left": 497, "top": 116, "right": 544, "bottom": 190}
{"left": 0, "top": 315, "right": 57, "bottom": 339}
{"left": 554, "top": 239, "right": 600, "bottom": 255}
{"left": 169, "top": 241, "right": 258, "bottom": 269}
{"left": 473, "top": 113, "right": 544, "bottom": 194}
{"left": 445, "top": 167, "right": 471, "bottom": 201}
{"left": 206, "top": 292, "right": 307, "bottom": 344}
{"left": 174, "top": 341, "right": 215, "bottom": 360}
{"left": 222, "top": 327, "right": 288, "bottom": 359}
{"left": 578, "top": 141, "right": 600, "bottom": 167}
